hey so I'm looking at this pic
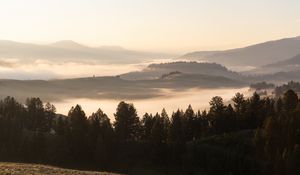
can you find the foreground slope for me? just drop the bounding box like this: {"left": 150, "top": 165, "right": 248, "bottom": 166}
{"left": 0, "top": 162, "right": 118, "bottom": 175}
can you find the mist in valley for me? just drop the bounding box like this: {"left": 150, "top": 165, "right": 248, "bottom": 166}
{"left": 0, "top": 58, "right": 175, "bottom": 80}
{"left": 53, "top": 87, "right": 251, "bottom": 119}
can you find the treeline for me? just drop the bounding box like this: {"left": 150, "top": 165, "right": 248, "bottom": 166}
{"left": 275, "top": 81, "right": 300, "bottom": 97}
{"left": 0, "top": 91, "right": 299, "bottom": 174}
{"left": 250, "top": 81, "right": 275, "bottom": 90}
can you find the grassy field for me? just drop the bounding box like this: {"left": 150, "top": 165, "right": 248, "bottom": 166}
{"left": 0, "top": 162, "right": 120, "bottom": 175}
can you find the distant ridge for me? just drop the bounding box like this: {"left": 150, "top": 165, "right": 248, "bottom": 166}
{"left": 180, "top": 36, "right": 300, "bottom": 67}
{"left": 0, "top": 40, "right": 173, "bottom": 64}
{"left": 247, "top": 53, "right": 300, "bottom": 74}
{"left": 51, "top": 40, "right": 88, "bottom": 49}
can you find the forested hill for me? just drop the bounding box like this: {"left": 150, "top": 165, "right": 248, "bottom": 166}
{"left": 120, "top": 61, "right": 241, "bottom": 80}
{"left": 0, "top": 89, "right": 299, "bottom": 174}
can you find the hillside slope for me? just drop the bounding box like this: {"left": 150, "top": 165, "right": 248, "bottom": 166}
{"left": 248, "top": 54, "right": 300, "bottom": 74}
{"left": 180, "top": 36, "right": 300, "bottom": 67}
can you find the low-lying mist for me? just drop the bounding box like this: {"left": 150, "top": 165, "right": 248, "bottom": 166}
{"left": 53, "top": 87, "right": 251, "bottom": 119}
{"left": 0, "top": 58, "right": 252, "bottom": 119}
{"left": 0, "top": 58, "right": 174, "bottom": 80}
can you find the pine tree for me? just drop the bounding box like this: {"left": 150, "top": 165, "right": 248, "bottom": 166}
{"left": 183, "top": 105, "right": 195, "bottom": 141}
{"left": 141, "top": 112, "right": 154, "bottom": 141}
{"left": 88, "top": 108, "right": 114, "bottom": 166}
{"left": 170, "top": 109, "right": 184, "bottom": 143}
{"left": 161, "top": 108, "right": 170, "bottom": 143}
{"left": 26, "top": 97, "right": 47, "bottom": 132}
{"left": 151, "top": 113, "right": 163, "bottom": 144}
{"left": 114, "top": 101, "right": 140, "bottom": 142}
{"left": 283, "top": 89, "right": 298, "bottom": 112}
{"left": 68, "top": 105, "right": 88, "bottom": 161}
{"left": 209, "top": 96, "right": 226, "bottom": 133}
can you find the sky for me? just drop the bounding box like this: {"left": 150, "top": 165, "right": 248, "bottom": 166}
{"left": 0, "top": 0, "right": 300, "bottom": 53}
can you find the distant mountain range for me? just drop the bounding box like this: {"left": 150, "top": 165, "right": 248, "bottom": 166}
{"left": 180, "top": 36, "right": 300, "bottom": 68}
{"left": 2, "top": 37, "right": 300, "bottom": 85}
{"left": 0, "top": 40, "right": 172, "bottom": 64}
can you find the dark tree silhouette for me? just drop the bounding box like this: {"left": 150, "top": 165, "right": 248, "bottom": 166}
{"left": 88, "top": 108, "right": 114, "bottom": 168}
{"left": 183, "top": 105, "right": 195, "bottom": 141}
{"left": 26, "top": 97, "right": 47, "bottom": 132}
{"left": 114, "top": 101, "right": 140, "bottom": 142}
{"left": 283, "top": 89, "right": 298, "bottom": 112}
{"left": 160, "top": 108, "right": 170, "bottom": 143}
{"left": 0, "top": 88, "right": 299, "bottom": 175}
{"left": 170, "top": 109, "right": 184, "bottom": 143}
{"left": 209, "top": 96, "right": 227, "bottom": 133}
{"left": 141, "top": 112, "right": 154, "bottom": 141}
{"left": 68, "top": 105, "right": 88, "bottom": 161}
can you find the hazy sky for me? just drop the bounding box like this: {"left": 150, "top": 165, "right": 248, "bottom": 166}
{"left": 0, "top": 0, "right": 300, "bottom": 53}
